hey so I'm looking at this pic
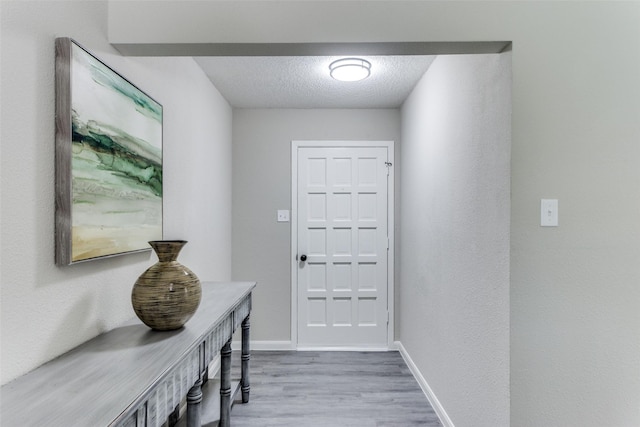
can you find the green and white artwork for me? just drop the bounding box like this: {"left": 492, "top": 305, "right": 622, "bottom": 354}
{"left": 57, "top": 39, "right": 162, "bottom": 264}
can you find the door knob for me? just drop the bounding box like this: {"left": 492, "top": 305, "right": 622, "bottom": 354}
{"left": 300, "top": 254, "right": 307, "bottom": 262}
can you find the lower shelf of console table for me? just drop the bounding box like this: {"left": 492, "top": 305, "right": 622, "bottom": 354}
{"left": 1, "top": 281, "right": 256, "bottom": 427}
{"left": 175, "top": 375, "right": 242, "bottom": 427}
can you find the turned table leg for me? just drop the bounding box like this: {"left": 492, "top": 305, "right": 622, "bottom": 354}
{"left": 186, "top": 378, "right": 203, "bottom": 427}
{"left": 241, "top": 315, "right": 251, "bottom": 403}
{"left": 219, "top": 339, "right": 232, "bottom": 427}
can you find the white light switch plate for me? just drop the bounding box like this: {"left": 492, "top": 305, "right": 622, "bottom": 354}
{"left": 277, "top": 210, "right": 290, "bottom": 222}
{"left": 541, "top": 199, "right": 558, "bottom": 226}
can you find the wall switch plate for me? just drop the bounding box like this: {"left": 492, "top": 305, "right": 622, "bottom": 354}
{"left": 541, "top": 199, "right": 558, "bottom": 227}
{"left": 277, "top": 210, "right": 290, "bottom": 222}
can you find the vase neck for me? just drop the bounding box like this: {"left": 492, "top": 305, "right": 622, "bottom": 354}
{"left": 149, "top": 240, "right": 187, "bottom": 262}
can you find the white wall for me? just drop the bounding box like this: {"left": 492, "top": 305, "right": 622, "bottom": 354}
{"left": 400, "top": 53, "right": 511, "bottom": 426}
{"left": 0, "top": 1, "right": 232, "bottom": 385}
{"left": 232, "top": 109, "right": 400, "bottom": 343}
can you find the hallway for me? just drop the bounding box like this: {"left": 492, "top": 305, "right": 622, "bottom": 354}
{"left": 229, "top": 351, "right": 441, "bottom": 427}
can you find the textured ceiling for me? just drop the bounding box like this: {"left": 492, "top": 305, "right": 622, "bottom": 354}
{"left": 194, "top": 55, "right": 436, "bottom": 109}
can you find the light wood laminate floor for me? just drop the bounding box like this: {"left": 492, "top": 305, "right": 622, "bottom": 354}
{"left": 227, "top": 350, "right": 442, "bottom": 427}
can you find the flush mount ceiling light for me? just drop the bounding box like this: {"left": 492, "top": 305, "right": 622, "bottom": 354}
{"left": 329, "top": 58, "right": 372, "bottom": 82}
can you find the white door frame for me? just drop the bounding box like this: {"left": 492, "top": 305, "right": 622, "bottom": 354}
{"left": 291, "top": 140, "right": 395, "bottom": 350}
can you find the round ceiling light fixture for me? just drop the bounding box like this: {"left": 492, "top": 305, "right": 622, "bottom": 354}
{"left": 329, "top": 58, "right": 372, "bottom": 82}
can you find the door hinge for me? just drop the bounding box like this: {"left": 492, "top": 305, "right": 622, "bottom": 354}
{"left": 387, "top": 311, "right": 390, "bottom": 324}
{"left": 385, "top": 161, "right": 392, "bottom": 176}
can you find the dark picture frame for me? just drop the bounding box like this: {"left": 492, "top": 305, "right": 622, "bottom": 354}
{"left": 55, "top": 38, "right": 163, "bottom": 265}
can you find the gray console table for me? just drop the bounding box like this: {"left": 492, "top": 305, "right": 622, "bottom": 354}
{"left": 0, "top": 281, "right": 256, "bottom": 427}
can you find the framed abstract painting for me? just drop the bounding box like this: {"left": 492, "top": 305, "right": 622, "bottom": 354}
{"left": 55, "top": 38, "right": 163, "bottom": 265}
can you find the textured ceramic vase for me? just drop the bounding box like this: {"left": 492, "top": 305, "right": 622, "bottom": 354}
{"left": 132, "top": 240, "right": 202, "bottom": 330}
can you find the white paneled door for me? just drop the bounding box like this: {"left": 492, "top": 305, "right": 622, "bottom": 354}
{"left": 295, "top": 144, "right": 391, "bottom": 348}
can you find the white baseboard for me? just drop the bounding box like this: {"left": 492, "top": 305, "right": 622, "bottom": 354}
{"left": 395, "top": 341, "right": 455, "bottom": 427}
{"left": 230, "top": 340, "right": 295, "bottom": 351}
{"left": 296, "top": 346, "right": 389, "bottom": 352}
{"left": 230, "top": 341, "right": 392, "bottom": 352}
{"left": 207, "top": 354, "right": 221, "bottom": 378}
